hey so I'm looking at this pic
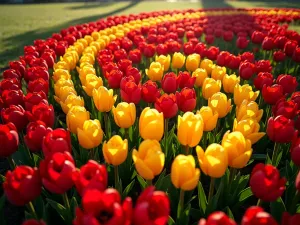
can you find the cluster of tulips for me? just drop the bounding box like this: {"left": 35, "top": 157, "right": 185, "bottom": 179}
{"left": 1, "top": 7, "right": 300, "bottom": 225}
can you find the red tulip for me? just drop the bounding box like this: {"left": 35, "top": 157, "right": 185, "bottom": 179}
{"left": 290, "top": 136, "right": 300, "bottom": 166}
{"left": 40, "top": 151, "right": 75, "bottom": 194}
{"left": 254, "top": 72, "right": 273, "bottom": 90}
{"left": 251, "top": 31, "right": 265, "bottom": 44}
{"left": 117, "top": 59, "right": 132, "bottom": 73}
{"left": 236, "top": 36, "right": 249, "bottom": 49}
{"left": 3, "top": 166, "right": 42, "bottom": 206}
{"left": 0, "top": 123, "right": 19, "bottom": 157}
{"left": 9, "top": 60, "right": 26, "bottom": 77}
{"left": 29, "top": 58, "right": 48, "bottom": 69}
{"left": 281, "top": 212, "right": 300, "bottom": 225}
{"left": 262, "top": 37, "right": 275, "bottom": 51}
{"left": 161, "top": 72, "right": 178, "bottom": 94}
{"left": 121, "top": 38, "right": 133, "bottom": 52}
{"left": 177, "top": 71, "right": 196, "bottom": 89}
{"left": 276, "top": 74, "right": 298, "bottom": 95}
{"left": 176, "top": 88, "right": 196, "bottom": 112}
{"left": 183, "top": 42, "right": 195, "bottom": 55}
{"left": 267, "top": 115, "right": 296, "bottom": 143}
{"left": 24, "top": 66, "right": 49, "bottom": 83}
{"left": 26, "top": 102, "right": 55, "bottom": 128}
{"left": 147, "top": 34, "right": 157, "bottom": 44}
{"left": 291, "top": 92, "right": 300, "bottom": 110}
{"left": 143, "top": 44, "right": 156, "bottom": 58}
{"left": 24, "top": 121, "right": 52, "bottom": 152}
{"left": 274, "top": 36, "right": 288, "bottom": 49}
{"left": 72, "top": 160, "right": 108, "bottom": 196}
{"left": 239, "top": 61, "right": 256, "bottom": 80}
{"left": 255, "top": 60, "right": 272, "bottom": 73}
{"left": 194, "top": 43, "right": 207, "bottom": 58}
{"left": 133, "top": 186, "right": 169, "bottom": 225}
{"left": 107, "top": 69, "right": 123, "bottom": 89}
{"left": 141, "top": 80, "right": 161, "bottom": 103}
{"left": 24, "top": 91, "right": 48, "bottom": 111}
{"left": 227, "top": 55, "right": 241, "bottom": 70}
{"left": 22, "top": 219, "right": 46, "bottom": 225}
{"left": 125, "top": 67, "right": 141, "bottom": 84}
{"left": 206, "top": 46, "right": 219, "bottom": 61}
{"left": 3, "top": 69, "right": 22, "bottom": 80}
{"left": 296, "top": 172, "right": 300, "bottom": 192}
{"left": 241, "top": 206, "right": 278, "bottom": 225}
{"left": 205, "top": 34, "right": 214, "bottom": 45}
{"left": 128, "top": 49, "right": 141, "bottom": 64}
{"left": 41, "top": 52, "right": 55, "bottom": 68}
{"left": 55, "top": 43, "right": 67, "bottom": 56}
{"left": 102, "top": 62, "right": 118, "bottom": 78}
{"left": 120, "top": 80, "right": 141, "bottom": 104}
{"left": 176, "top": 27, "right": 185, "bottom": 38}
{"left": 216, "top": 51, "right": 230, "bottom": 67}
{"left": 0, "top": 78, "right": 21, "bottom": 93}
{"left": 284, "top": 40, "right": 297, "bottom": 57}
{"left": 155, "top": 93, "right": 178, "bottom": 118}
{"left": 273, "top": 51, "right": 286, "bottom": 62}
{"left": 114, "top": 49, "right": 127, "bottom": 62}
{"left": 223, "top": 31, "right": 234, "bottom": 42}
{"left": 198, "top": 211, "right": 236, "bottom": 225}
{"left": 107, "top": 41, "right": 120, "bottom": 52}
{"left": 1, "top": 105, "right": 28, "bottom": 131}
{"left": 241, "top": 52, "right": 255, "bottom": 63}
{"left": 194, "top": 27, "right": 203, "bottom": 37}
{"left": 156, "top": 44, "right": 168, "bottom": 56}
{"left": 74, "top": 188, "right": 132, "bottom": 225}
{"left": 272, "top": 98, "right": 297, "bottom": 119}
{"left": 42, "top": 128, "right": 71, "bottom": 158}
{"left": 1, "top": 89, "right": 24, "bottom": 107}
{"left": 27, "top": 78, "right": 49, "bottom": 94}
{"left": 262, "top": 84, "right": 284, "bottom": 105}
{"left": 214, "top": 28, "right": 223, "bottom": 38}
{"left": 292, "top": 46, "right": 300, "bottom": 63}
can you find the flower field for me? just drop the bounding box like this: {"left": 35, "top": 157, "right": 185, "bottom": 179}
{"left": 1, "top": 6, "right": 300, "bottom": 225}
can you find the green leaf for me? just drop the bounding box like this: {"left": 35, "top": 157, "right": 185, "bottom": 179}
{"left": 155, "top": 169, "right": 166, "bottom": 190}
{"left": 34, "top": 196, "right": 45, "bottom": 219}
{"left": 238, "top": 187, "right": 253, "bottom": 203}
{"left": 160, "top": 174, "right": 171, "bottom": 192}
{"left": 0, "top": 174, "right": 6, "bottom": 183}
{"left": 270, "top": 197, "right": 286, "bottom": 222}
{"left": 46, "top": 198, "right": 67, "bottom": 221}
{"left": 266, "top": 153, "right": 272, "bottom": 164}
{"left": 137, "top": 175, "right": 147, "bottom": 189}
{"left": 70, "top": 197, "right": 78, "bottom": 218}
{"left": 33, "top": 153, "right": 42, "bottom": 167}
{"left": 168, "top": 216, "right": 175, "bottom": 225}
{"left": 122, "top": 180, "right": 135, "bottom": 199}
{"left": 189, "top": 208, "right": 201, "bottom": 221}
{"left": 177, "top": 203, "right": 191, "bottom": 225}
{"left": 226, "top": 207, "right": 234, "bottom": 220}
{"left": 251, "top": 154, "right": 267, "bottom": 160}
{"left": 198, "top": 182, "right": 207, "bottom": 215}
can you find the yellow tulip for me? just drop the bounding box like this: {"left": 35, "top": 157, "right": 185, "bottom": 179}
{"left": 171, "top": 154, "right": 200, "bottom": 191}
{"left": 208, "top": 92, "right": 232, "bottom": 118}
{"left": 91, "top": 31, "right": 101, "bottom": 41}
{"left": 63, "top": 55, "right": 76, "bottom": 70}
{"left": 132, "top": 140, "right": 164, "bottom": 180}
{"left": 172, "top": 52, "right": 186, "bottom": 69}
{"left": 186, "top": 53, "right": 201, "bottom": 72}
{"left": 177, "top": 112, "right": 204, "bottom": 147}
{"left": 197, "top": 106, "right": 218, "bottom": 131}
{"left": 53, "top": 69, "right": 71, "bottom": 82}
{"left": 222, "top": 131, "right": 252, "bottom": 168}
{"left": 223, "top": 74, "right": 240, "bottom": 93}
{"left": 84, "top": 35, "right": 94, "bottom": 44}
{"left": 234, "top": 84, "right": 259, "bottom": 106}
{"left": 77, "top": 119, "right": 103, "bottom": 149}
{"left": 192, "top": 68, "right": 208, "bottom": 87}
{"left": 82, "top": 74, "right": 103, "bottom": 97}
{"left": 103, "top": 135, "right": 128, "bottom": 166}
{"left": 54, "top": 86, "right": 77, "bottom": 103}
{"left": 211, "top": 66, "right": 226, "bottom": 81}
{"left": 145, "top": 62, "right": 164, "bottom": 82}
{"left": 112, "top": 102, "right": 136, "bottom": 128}
{"left": 202, "top": 78, "right": 222, "bottom": 100}
{"left": 139, "top": 107, "right": 164, "bottom": 141}
{"left": 233, "top": 118, "right": 265, "bottom": 144}
{"left": 236, "top": 100, "right": 263, "bottom": 122}
{"left": 66, "top": 106, "right": 90, "bottom": 134}
{"left": 200, "top": 59, "right": 214, "bottom": 75}
{"left": 54, "top": 61, "right": 70, "bottom": 72}
{"left": 155, "top": 55, "right": 171, "bottom": 72}
{"left": 77, "top": 67, "right": 96, "bottom": 85}
{"left": 54, "top": 78, "right": 74, "bottom": 95}
{"left": 93, "top": 86, "right": 116, "bottom": 113}
{"left": 77, "top": 38, "right": 88, "bottom": 48}
{"left": 59, "top": 93, "right": 84, "bottom": 114}
{"left": 196, "top": 144, "right": 228, "bottom": 178}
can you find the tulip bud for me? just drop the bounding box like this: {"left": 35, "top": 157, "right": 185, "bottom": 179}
{"left": 223, "top": 74, "right": 240, "bottom": 94}
{"left": 234, "top": 84, "right": 259, "bottom": 106}
{"left": 146, "top": 62, "right": 164, "bottom": 82}
{"left": 155, "top": 54, "right": 171, "bottom": 71}
{"left": 93, "top": 86, "right": 116, "bottom": 112}
{"left": 113, "top": 102, "right": 136, "bottom": 128}
{"left": 202, "top": 78, "right": 222, "bottom": 100}
{"left": 103, "top": 135, "right": 128, "bottom": 166}
{"left": 236, "top": 100, "right": 263, "bottom": 122}
{"left": 66, "top": 106, "right": 90, "bottom": 134}
{"left": 0, "top": 123, "right": 19, "bottom": 157}
{"left": 276, "top": 74, "right": 298, "bottom": 95}
{"left": 241, "top": 206, "right": 278, "bottom": 225}
{"left": 172, "top": 52, "right": 186, "bottom": 69}
{"left": 267, "top": 116, "right": 296, "bottom": 143}
{"left": 186, "top": 53, "right": 201, "bottom": 72}
{"left": 176, "top": 88, "right": 196, "bottom": 112}
{"left": 192, "top": 68, "right": 208, "bottom": 87}
{"left": 161, "top": 72, "right": 178, "bottom": 93}
{"left": 77, "top": 119, "right": 103, "bottom": 149}
{"left": 141, "top": 80, "right": 161, "bottom": 103}
{"left": 211, "top": 66, "right": 226, "bottom": 81}
{"left": 199, "top": 211, "right": 236, "bottom": 225}
{"left": 208, "top": 92, "right": 232, "bottom": 118}
{"left": 82, "top": 74, "right": 103, "bottom": 97}
{"left": 200, "top": 59, "right": 213, "bottom": 75}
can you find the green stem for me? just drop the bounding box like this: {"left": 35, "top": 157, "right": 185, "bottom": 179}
{"left": 202, "top": 132, "right": 207, "bottom": 149}
{"left": 257, "top": 199, "right": 263, "bottom": 207}
{"left": 185, "top": 145, "right": 190, "bottom": 155}
{"left": 27, "top": 201, "right": 38, "bottom": 219}
{"left": 229, "top": 168, "right": 237, "bottom": 184}
{"left": 104, "top": 112, "right": 110, "bottom": 139}
{"left": 177, "top": 189, "right": 185, "bottom": 220}
{"left": 289, "top": 191, "right": 300, "bottom": 214}
{"left": 164, "top": 119, "right": 168, "bottom": 154}
{"left": 208, "top": 178, "right": 215, "bottom": 205}
{"left": 63, "top": 192, "right": 70, "bottom": 210}
{"left": 271, "top": 142, "right": 280, "bottom": 166}
{"left": 7, "top": 156, "right": 16, "bottom": 170}
{"left": 146, "top": 179, "right": 152, "bottom": 187}
{"left": 114, "top": 166, "right": 120, "bottom": 193}
{"left": 124, "top": 128, "right": 129, "bottom": 142}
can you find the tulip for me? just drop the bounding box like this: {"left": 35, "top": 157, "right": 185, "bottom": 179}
{"left": 93, "top": 86, "right": 116, "bottom": 112}
{"left": 241, "top": 52, "right": 255, "bottom": 63}
{"left": 141, "top": 80, "right": 160, "bottom": 103}
{"left": 40, "top": 151, "right": 76, "bottom": 194}
{"left": 200, "top": 59, "right": 213, "bottom": 75}
{"left": 177, "top": 112, "right": 203, "bottom": 148}
{"left": 251, "top": 31, "right": 265, "bottom": 44}
{"left": 222, "top": 131, "right": 252, "bottom": 168}
{"left": 177, "top": 71, "right": 196, "bottom": 89}
{"left": 272, "top": 99, "right": 297, "bottom": 119}
{"left": 211, "top": 66, "right": 226, "bottom": 81}
{"left": 223, "top": 74, "right": 240, "bottom": 93}
{"left": 54, "top": 86, "right": 77, "bottom": 103}
{"left": 273, "top": 51, "right": 286, "bottom": 62}
{"left": 262, "top": 37, "right": 275, "bottom": 51}
{"left": 186, "top": 53, "right": 200, "bottom": 72}
{"left": 129, "top": 49, "right": 142, "bottom": 64}
{"left": 192, "top": 68, "right": 208, "bottom": 87}
{"left": 112, "top": 102, "right": 136, "bottom": 129}
{"left": 206, "top": 46, "right": 219, "bottom": 61}
{"left": 155, "top": 54, "right": 171, "bottom": 71}
{"left": 196, "top": 144, "right": 228, "bottom": 178}
{"left": 82, "top": 74, "right": 104, "bottom": 97}
{"left": 139, "top": 107, "right": 164, "bottom": 141}
{"left": 73, "top": 188, "right": 131, "bottom": 225}
{"left": 276, "top": 74, "right": 298, "bottom": 95}
{"left": 0, "top": 123, "right": 19, "bottom": 157}
{"left": 1, "top": 105, "right": 28, "bottom": 131}
{"left": 176, "top": 88, "right": 196, "bottom": 112}
{"left": 267, "top": 116, "right": 296, "bottom": 143}
{"left": 120, "top": 80, "right": 141, "bottom": 104}
{"left": 26, "top": 102, "right": 55, "bottom": 128}
{"left": 172, "top": 52, "right": 186, "bottom": 69}
{"left": 107, "top": 69, "right": 123, "bottom": 89}
{"left": 4, "top": 166, "right": 41, "bottom": 206}
{"left": 125, "top": 66, "right": 141, "bottom": 84}
{"left": 103, "top": 135, "right": 128, "bottom": 166}
{"left": 250, "top": 163, "right": 286, "bottom": 202}
{"left": 255, "top": 60, "right": 272, "bottom": 73}
{"left": 241, "top": 206, "right": 278, "bottom": 225}
{"left": 234, "top": 84, "right": 259, "bottom": 106}
{"left": 197, "top": 106, "right": 218, "bottom": 132}
{"left": 202, "top": 78, "right": 222, "bottom": 100}
{"left": 239, "top": 61, "right": 256, "bottom": 80}
{"left": 132, "top": 139, "right": 164, "bottom": 181}
{"left": 161, "top": 72, "right": 178, "bottom": 93}
{"left": 133, "top": 186, "right": 170, "bottom": 225}
{"left": 155, "top": 94, "right": 178, "bottom": 119}
{"left": 236, "top": 100, "right": 263, "bottom": 122}
{"left": 66, "top": 106, "right": 90, "bottom": 134}
{"left": 284, "top": 40, "right": 297, "bottom": 57}
{"left": 72, "top": 160, "right": 107, "bottom": 196}
{"left": 77, "top": 119, "right": 103, "bottom": 149}
{"left": 1, "top": 89, "right": 24, "bottom": 107}
{"left": 24, "top": 91, "right": 47, "bottom": 112}
{"left": 281, "top": 212, "right": 300, "bottom": 225}
{"left": 293, "top": 46, "right": 300, "bottom": 63}
{"left": 236, "top": 36, "right": 249, "bottom": 49}
{"left": 233, "top": 119, "right": 265, "bottom": 144}
{"left": 59, "top": 93, "right": 85, "bottom": 114}
{"left": 254, "top": 72, "right": 273, "bottom": 91}
{"left": 145, "top": 62, "right": 164, "bottom": 82}
{"left": 171, "top": 154, "right": 200, "bottom": 191}
{"left": 199, "top": 211, "right": 237, "bottom": 225}
{"left": 156, "top": 43, "right": 168, "bottom": 56}
{"left": 208, "top": 92, "right": 232, "bottom": 118}
{"left": 216, "top": 51, "right": 230, "bottom": 67}
{"left": 22, "top": 220, "right": 46, "bottom": 225}
{"left": 143, "top": 43, "right": 156, "bottom": 58}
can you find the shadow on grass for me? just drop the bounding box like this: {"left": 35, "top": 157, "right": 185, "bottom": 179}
{"left": 234, "top": 0, "right": 300, "bottom": 8}
{"left": 65, "top": 1, "right": 117, "bottom": 10}
{"left": 0, "top": 0, "right": 140, "bottom": 71}
{"left": 201, "top": 0, "right": 233, "bottom": 9}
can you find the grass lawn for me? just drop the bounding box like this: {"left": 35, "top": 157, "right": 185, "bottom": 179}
{"left": 1, "top": 0, "right": 300, "bottom": 69}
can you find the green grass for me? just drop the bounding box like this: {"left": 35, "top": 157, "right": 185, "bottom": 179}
{"left": 0, "top": 0, "right": 300, "bottom": 69}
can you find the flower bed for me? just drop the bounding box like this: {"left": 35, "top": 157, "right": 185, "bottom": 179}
{"left": 1, "top": 7, "right": 300, "bottom": 225}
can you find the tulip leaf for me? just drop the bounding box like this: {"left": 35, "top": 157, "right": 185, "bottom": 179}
{"left": 270, "top": 197, "right": 286, "bottom": 222}
{"left": 0, "top": 174, "right": 5, "bottom": 183}
{"left": 33, "top": 153, "right": 42, "bottom": 167}
{"left": 177, "top": 203, "right": 191, "bottom": 225}
{"left": 122, "top": 180, "right": 135, "bottom": 199}
{"left": 137, "top": 175, "right": 147, "bottom": 189}
{"left": 206, "top": 181, "right": 224, "bottom": 215}
{"left": 70, "top": 197, "right": 78, "bottom": 218}
{"left": 46, "top": 198, "right": 67, "bottom": 221}
{"left": 155, "top": 169, "right": 166, "bottom": 190}
{"left": 168, "top": 216, "right": 175, "bottom": 225}
{"left": 34, "top": 196, "right": 45, "bottom": 219}
{"left": 160, "top": 174, "right": 171, "bottom": 192}
{"left": 266, "top": 154, "right": 272, "bottom": 165}
{"left": 251, "top": 153, "right": 266, "bottom": 160}
{"left": 189, "top": 208, "right": 201, "bottom": 221}
{"left": 238, "top": 187, "right": 253, "bottom": 203}
{"left": 225, "top": 206, "right": 234, "bottom": 220}
{"left": 197, "top": 181, "right": 207, "bottom": 215}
